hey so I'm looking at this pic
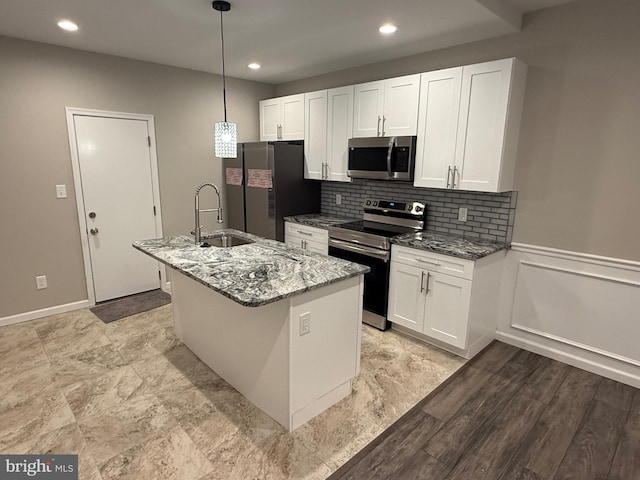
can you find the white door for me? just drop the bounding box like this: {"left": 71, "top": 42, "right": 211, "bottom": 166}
{"left": 327, "top": 86, "right": 353, "bottom": 182}
{"left": 304, "top": 90, "right": 327, "bottom": 180}
{"left": 454, "top": 59, "right": 512, "bottom": 192}
{"left": 259, "top": 98, "right": 280, "bottom": 141}
{"left": 424, "top": 272, "right": 471, "bottom": 349}
{"left": 414, "top": 67, "right": 463, "bottom": 189}
{"left": 382, "top": 74, "right": 420, "bottom": 136}
{"left": 353, "top": 80, "right": 384, "bottom": 137}
{"left": 73, "top": 115, "right": 160, "bottom": 302}
{"left": 387, "top": 261, "right": 426, "bottom": 332}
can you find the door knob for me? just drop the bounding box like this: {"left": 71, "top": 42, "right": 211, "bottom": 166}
{"left": 88, "top": 212, "right": 96, "bottom": 218}
{"left": 90, "top": 228, "right": 99, "bottom": 235}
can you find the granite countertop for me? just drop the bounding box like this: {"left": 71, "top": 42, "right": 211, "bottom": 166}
{"left": 283, "top": 214, "right": 351, "bottom": 230}
{"left": 391, "top": 231, "right": 508, "bottom": 260}
{"left": 133, "top": 229, "right": 369, "bottom": 307}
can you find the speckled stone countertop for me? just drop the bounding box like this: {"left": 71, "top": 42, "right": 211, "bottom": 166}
{"left": 391, "top": 231, "right": 508, "bottom": 260}
{"left": 283, "top": 214, "right": 351, "bottom": 230}
{"left": 133, "top": 229, "right": 369, "bottom": 307}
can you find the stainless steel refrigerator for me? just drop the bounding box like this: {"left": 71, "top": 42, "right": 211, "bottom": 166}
{"left": 223, "top": 141, "right": 320, "bottom": 241}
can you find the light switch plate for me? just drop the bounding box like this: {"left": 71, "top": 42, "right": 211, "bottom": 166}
{"left": 56, "top": 185, "right": 67, "bottom": 199}
{"left": 336, "top": 194, "right": 342, "bottom": 205}
{"left": 36, "top": 275, "right": 47, "bottom": 290}
{"left": 299, "top": 312, "right": 311, "bottom": 336}
{"left": 458, "top": 207, "right": 468, "bottom": 222}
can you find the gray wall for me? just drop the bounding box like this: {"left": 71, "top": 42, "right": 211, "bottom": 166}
{"left": 0, "top": 36, "right": 274, "bottom": 318}
{"left": 276, "top": 0, "right": 640, "bottom": 262}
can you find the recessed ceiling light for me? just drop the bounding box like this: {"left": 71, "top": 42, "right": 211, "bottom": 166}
{"left": 379, "top": 23, "right": 397, "bottom": 35}
{"left": 248, "top": 63, "right": 261, "bottom": 70}
{"left": 57, "top": 20, "right": 79, "bottom": 32}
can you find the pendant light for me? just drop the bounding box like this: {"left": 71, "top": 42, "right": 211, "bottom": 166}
{"left": 213, "top": 0, "right": 237, "bottom": 158}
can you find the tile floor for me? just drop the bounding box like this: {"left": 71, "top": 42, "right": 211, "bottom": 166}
{"left": 0, "top": 304, "right": 464, "bottom": 479}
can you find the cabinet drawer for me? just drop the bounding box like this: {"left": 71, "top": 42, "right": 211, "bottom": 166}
{"left": 285, "top": 222, "right": 328, "bottom": 244}
{"left": 392, "top": 245, "right": 474, "bottom": 280}
{"left": 286, "top": 234, "right": 328, "bottom": 255}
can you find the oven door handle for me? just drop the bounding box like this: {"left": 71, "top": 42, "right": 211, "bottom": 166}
{"left": 329, "top": 238, "right": 390, "bottom": 262}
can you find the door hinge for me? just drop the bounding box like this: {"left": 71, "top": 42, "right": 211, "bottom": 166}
{"left": 147, "top": 136, "right": 151, "bottom": 147}
{"left": 153, "top": 205, "right": 156, "bottom": 216}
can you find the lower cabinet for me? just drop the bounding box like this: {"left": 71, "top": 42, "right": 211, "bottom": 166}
{"left": 388, "top": 245, "right": 503, "bottom": 358}
{"left": 284, "top": 222, "right": 328, "bottom": 255}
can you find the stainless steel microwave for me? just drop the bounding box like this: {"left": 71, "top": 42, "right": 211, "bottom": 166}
{"left": 347, "top": 136, "right": 416, "bottom": 181}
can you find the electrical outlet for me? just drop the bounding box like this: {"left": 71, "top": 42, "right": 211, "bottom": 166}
{"left": 458, "top": 207, "right": 468, "bottom": 222}
{"left": 299, "top": 312, "right": 311, "bottom": 336}
{"left": 336, "top": 194, "right": 342, "bottom": 205}
{"left": 55, "top": 185, "right": 67, "bottom": 199}
{"left": 36, "top": 275, "right": 47, "bottom": 290}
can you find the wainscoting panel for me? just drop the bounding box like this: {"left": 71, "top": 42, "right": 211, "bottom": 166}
{"left": 497, "top": 244, "right": 640, "bottom": 388}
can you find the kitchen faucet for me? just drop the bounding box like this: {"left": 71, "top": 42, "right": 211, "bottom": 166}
{"left": 194, "top": 182, "right": 223, "bottom": 244}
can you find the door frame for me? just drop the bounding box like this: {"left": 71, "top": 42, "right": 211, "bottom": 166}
{"left": 65, "top": 107, "right": 165, "bottom": 305}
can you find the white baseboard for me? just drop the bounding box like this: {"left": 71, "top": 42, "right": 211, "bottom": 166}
{"left": 0, "top": 300, "right": 91, "bottom": 327}
{"left": 498, "top": 243, "right": 640, "bottom": 388}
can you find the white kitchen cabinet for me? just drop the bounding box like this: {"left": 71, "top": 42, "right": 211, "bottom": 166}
{"left": 353, "top": 74, "right": 420, "bottom": 138}
{"left": 304, "top": 90, "right": 327, "bottom": 180}
{"left": 303, "top": 87, "right": 353, "bottom": 182}
{"left": 259, "top": 94, "right": 304, "bottom": 141}
{"left": 285, "top": 222, "right": 328, "bottom": 255}
{"left": 388, "top": 245, "right": 504, "bottom": 358}
{"left": 413, "top": 58, "right": 527, "bottom": 192}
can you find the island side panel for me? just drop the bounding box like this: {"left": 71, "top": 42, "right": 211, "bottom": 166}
{"left": 289, "top": 275, "right": 362, "bottom": 428}
{"left": 171, "top": 270, "right": 291, "bottom": 428}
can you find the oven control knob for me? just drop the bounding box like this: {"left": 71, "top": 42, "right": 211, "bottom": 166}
{"left": 406, "top": 205, "right": 412, "bottom": 211}
{"left": 365, "top": 200, "right": 371, "bottom": 206}
{"left": 372, "top": 201, "right": 378, "bottom": 206}
{"left": 415, "top": 206, "right": 423, "bottom": 213}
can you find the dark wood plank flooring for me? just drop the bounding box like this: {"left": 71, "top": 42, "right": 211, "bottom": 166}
{"left": 328, "top": 341, "right": 640, "bottom": 480}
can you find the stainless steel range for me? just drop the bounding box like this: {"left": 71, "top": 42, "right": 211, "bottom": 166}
{"left": 328, "top": 198, "right": 426, "bottom": 330}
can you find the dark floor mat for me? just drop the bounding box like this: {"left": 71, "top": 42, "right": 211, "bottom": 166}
{"left": 90, "top": 289, "right": 171, "bottom": 324}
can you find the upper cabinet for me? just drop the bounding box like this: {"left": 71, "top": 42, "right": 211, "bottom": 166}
{"left": 352, "top": 74, "right": 420, "bottom": 138}
{"left": 414, "top": 58, "right": 527, "bottom": 192}
{"left": 303, "top": 86, "right": 353, "bottom": 182}
{"left": 259, "top": 94, "right": 304, "bottom": 141}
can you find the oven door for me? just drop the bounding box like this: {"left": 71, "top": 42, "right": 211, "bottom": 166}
{"left": 328, "top": 238, "right": 390, "bottom": 330}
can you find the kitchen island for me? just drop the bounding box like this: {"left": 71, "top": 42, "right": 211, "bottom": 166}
{"left": 133, "top": 230, "right": 369, "bottom": 431}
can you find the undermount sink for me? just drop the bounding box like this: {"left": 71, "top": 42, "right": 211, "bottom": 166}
{"left": 202, "top": 234, "right": 254, "bottom": 248}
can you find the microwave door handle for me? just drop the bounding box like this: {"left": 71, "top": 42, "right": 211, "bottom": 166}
{"left": 386, "top": 137, "right": 396, "bottom": 176}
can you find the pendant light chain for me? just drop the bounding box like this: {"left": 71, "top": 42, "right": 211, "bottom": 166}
{"left": 219, "top": 8, "right": 227, "bottom": 122}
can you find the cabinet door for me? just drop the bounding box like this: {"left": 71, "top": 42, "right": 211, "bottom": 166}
{"left": 259, "top": 98, "right": 280, "bottom": 141}
{"left": 280, "top": 94, "right": 305, "bottom": 140}
{"left": 353, "top": 80, "right": 384, "bottom": 138}
{"left": 388, "top": 261, "right": 426, "bottom": 332}
{"left": 304, "top": 91, "right": 327, "bottom": 180}
{"left": 285, "top": 233, "right": 306, "bottom": 250}
{"left": 454, "top": 59, "right": 512, "bottom": 192}
{"left": 424, "top": 272, "right": 471, "bottom": 349}
{"left": 304, "top": 238, "right": 328, "bottom": 255}
{"left": 413, "top": 67, "right": 462, "bottom": 189}
{"left": 383, "top": 74, "right": 420, "bottom": 136}
{"left": 327, "top": 86, "right": 354, "bottom": 182}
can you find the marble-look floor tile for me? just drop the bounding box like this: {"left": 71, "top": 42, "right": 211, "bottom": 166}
{"left": 102, "top": 304, "right": 173, "bottom": 342}
{"left": 0, "top": 384, "right": 75, "bottom": 451}
{"left": 8, "top": 423, "right": 102, "bottom": 480}
{"left": 40, "top": 323, "right": 112, "bottom": 361}
{"left": 0, "top": 322, "right": 40, "bottom": 354}
{"left": 35, "top": 308, "right": 105, "bottom": 342}
{"left": 62, "top": 365, "right": 147, "bottom": 421}
{"left": 110, "top": 326, "right": 181, "bottom": 363}
{"left": 0, "top": 336, "right": 49, "bottom": 378}
{"left": 0, "top": 359, "right": 56, "bottom": 411}
{"left": 154, "top": 385, "right": 217, "bottom": 427}
{"left": 51, "top": 343, "right": 129, "bottom": 388}
{"left": 77, "top": 393, "right": 177, "bottom": 465}
{"left": 99, "top": 425, "right": 212, "bottom": 480}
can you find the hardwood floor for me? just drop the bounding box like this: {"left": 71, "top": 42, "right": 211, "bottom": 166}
{"left": 328, "top": 341, "right": 640, "bottom": 480}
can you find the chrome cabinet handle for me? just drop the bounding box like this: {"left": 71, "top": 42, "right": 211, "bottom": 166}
{"left": 277, "top": 124, "right": 282, "bottom": 139}
{"left": 301, "top": 240, "right": 307, "bottom": 249}
{"left": 322, "top": 163, "right": 325, "bottom": 179}
{"left": 416, "top": 258, "right": 441, "bottom": 266}
{"left": 426, "top": 272, "right": 431, "bottom": 293}
{"left": 453, "top": 166, "right": 458, "bottom": 188}
{"left": 325, "top": 162, "right": 329, "bottom": 179}
{"left": 90, "top": 228, "right": 99, "bottom": 235}
{"left": 446, "top": 166, "right": 452, "bottom": 188}
{"left": 376, "top": 115, "right": 381, "bottom": 137}
{"left": 382, "top": 116, "right": 386, "bottom": 136}
{"left": 297, "top": 230, "right": 313, "bottom": 236}
{"left": 420, "top": 271, "right": 426, "bottom": 293}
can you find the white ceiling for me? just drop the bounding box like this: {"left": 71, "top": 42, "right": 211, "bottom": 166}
{"left": 0, "top": 0, "right": 577, "bottom": 84}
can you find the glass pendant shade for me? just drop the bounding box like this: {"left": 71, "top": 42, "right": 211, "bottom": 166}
{"left": 214, "top": 121, "right": 237, "bottom": 158}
